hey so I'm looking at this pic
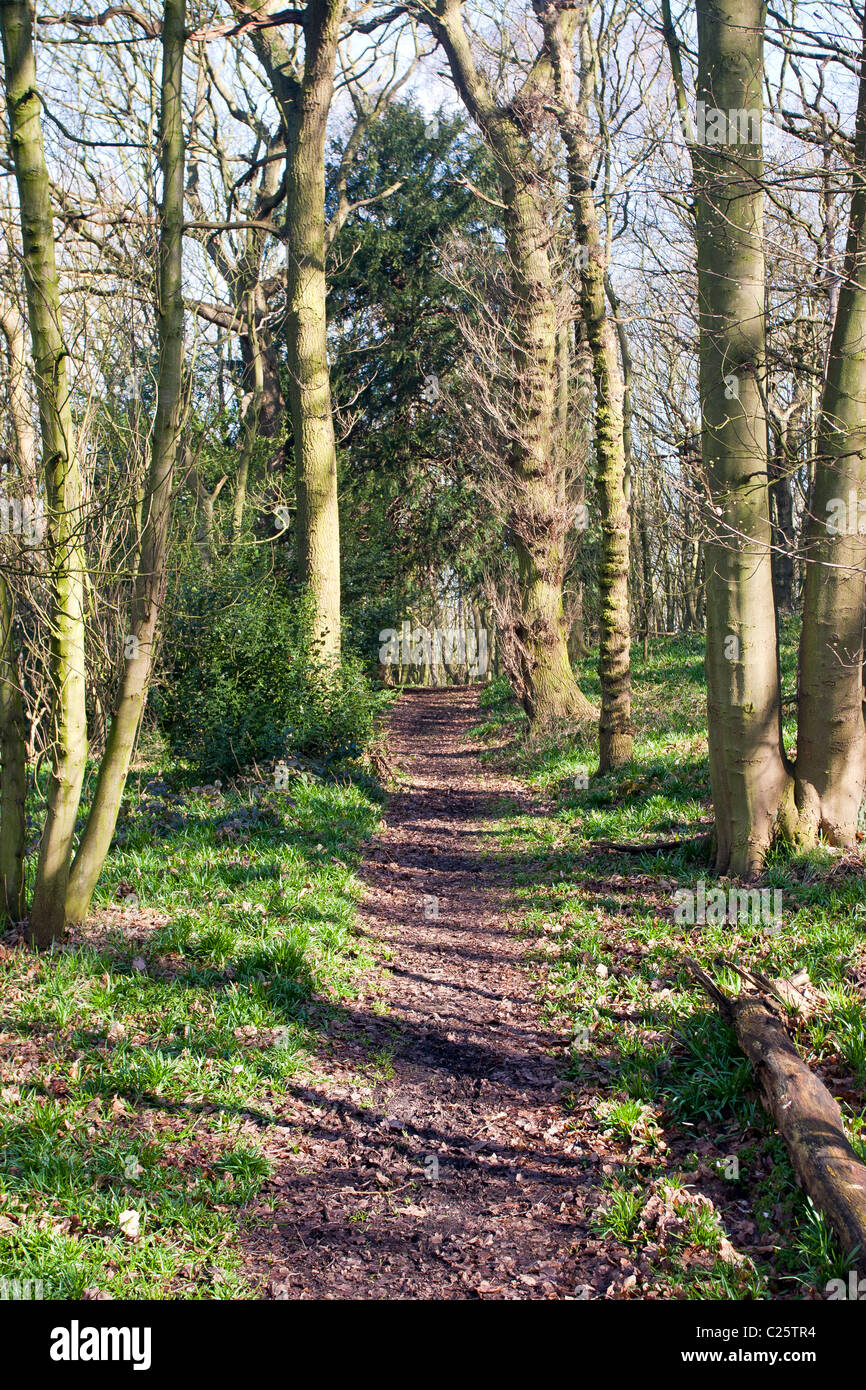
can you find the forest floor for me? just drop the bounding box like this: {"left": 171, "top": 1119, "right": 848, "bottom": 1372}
{"left": 1, "top": 635, "right": 864, "bottom": 1299}
{"left": 242, "top": 688, "right": 597, "bottom": 1299}
{"left": 241, "top": 668, "right": 865, "bottom": 1301}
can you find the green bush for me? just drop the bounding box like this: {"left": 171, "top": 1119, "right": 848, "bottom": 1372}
{"left": 155, "top": 558, "right": 384, "bottom": 774}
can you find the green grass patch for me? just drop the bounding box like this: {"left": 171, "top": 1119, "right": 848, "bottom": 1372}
{"left": 477, "top": 630, "right": 866, "bottom": 1300}
{"left": 0, "top": 766, "right": 382, "bottom": 1299}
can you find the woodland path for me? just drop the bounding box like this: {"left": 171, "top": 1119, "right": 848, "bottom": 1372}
{"left": 242, "top": 688, "right": 609, "bottom": 1299}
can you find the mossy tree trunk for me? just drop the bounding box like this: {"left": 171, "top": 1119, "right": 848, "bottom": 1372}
{"left": 65, "top": 0, "right": 186, "bottom": 924}
{"left": 540, "top": 0, "right": 633, "bottom": 766}
{"left": 235, "top": 0, "right": 345, "bottom": 662}
{"left": 431, "top": 0, "right": 593, "bottom": 725}
{"left": 1, "top": 0, "right": 88, "bottom": 945}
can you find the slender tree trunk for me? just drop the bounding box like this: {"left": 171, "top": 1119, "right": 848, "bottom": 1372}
{"left": 284, "top": 1, "right": 344, "bottom": 660}
{"left": 231, "top": 291, "right": 264, "bottom": 538}
{"left": 230, "top": 0, "right": 344, "bottom": 659}
{"left": 1, "top": 0, "right": 88, "bottom": 945}
{"left": 769, "top": 417, "right": 796, "bottom": 614}
{"left": 0, "top": 299, "right": 37, "bottom": 495}
{"left": 795, "top": 13, "right": 866, "bottom": 849}
{"left": 0, "top": 299, "right": 35, "bottom": 922}
{"left": 0, "top": 574, "right": 26, "bottom": 921}
{"left": 65, "top": 0, "right": 186, "bottom": 923}
{"left": 540, "top": 2, "right": 633, "bottom": 766}
{"left": 692, "top": 0, "right": 794, "bottom": 874}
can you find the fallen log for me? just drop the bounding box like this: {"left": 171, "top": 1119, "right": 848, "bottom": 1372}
{"left": 686, "top": 957, "right": 866, "bottom": 1277}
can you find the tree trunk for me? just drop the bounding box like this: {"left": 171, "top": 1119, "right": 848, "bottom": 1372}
{"left": 0, "top": 299, "right": 36, "bottom": 923}
{"left": 1, "top": 0, "right": 88, "bottom": 946}
{"left": 769, "top": 416, "right": 796, "bottom": 614}
{"left": 541, "top": 3, "right": 633, "bottom": 766}
{"left": 794, "top": 14, "right": 866, "bottom": 849}
{"left": 65, "top": 0, "right": 186, "bottom": 924}
{"left": 285, "top": 1, "right": 344, "bottom": 661}
{"left": 232, "top": 1, "right": 344, "bottom": 660}
{"left": 689, "top": 958, "right": 866, "bottom": 1278}
{"left": 0, "top": 299, "right": 37, "bottom": 495}
{"left": 231, "top": 290, "right": 264, "bottom": 538}
{"left": 0, "top": 574, "right": 26, "bottom": 922}
{"left": 693, "top": 0, "right": 794, "bottom": 874}
{"left": 432, "top": 3, "right": 593, "bottom": 726}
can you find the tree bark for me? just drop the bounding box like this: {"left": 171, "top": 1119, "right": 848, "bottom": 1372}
{"left": 0, "top": 573, "right": 26, "bottom": 922}
{"left": 1, "top": 0, "right": 88, "bottom": 946}
{"left": 65, "top": 0, "right": 186, "bottom": 924}
{"left": 768, "top": 414, "right": 796, "bottom": 614}
{"left": 234, "top": 0, "right": 344, "bottom": 660}
{"left": 539, "top": 1, "right": 633, "bottom": 766}
{"left": 231, "top": 290, "right": 264, "bottom": 537}
{"left": 431, "top": 0, "right": 593, "bottom": 725}
{"left": 689, "top": 959, "right": 866, "bottom": 1278}
{"left": 0, "top": 298, "right": 35, "bottom": 923}
{"left": 795, "top": 12, "right": 866, "bottom": 850}
{"left": 692, "top": 0, "right": 794, "bottom": 874}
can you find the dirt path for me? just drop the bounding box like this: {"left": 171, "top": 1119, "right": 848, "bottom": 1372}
{"left": 243, "top": 689, "right": 603, "bottom": 1299}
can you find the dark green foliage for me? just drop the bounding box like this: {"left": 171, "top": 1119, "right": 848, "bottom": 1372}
{"left": 155, "top": 557, "right": 384, "bottom": 774}
{"left": 327, "top": 101, "right": 500, "bottom": 659}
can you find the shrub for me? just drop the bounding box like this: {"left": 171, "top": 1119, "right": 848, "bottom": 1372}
{"left": 155, "top": 558, "right": 384, "bottom": 774}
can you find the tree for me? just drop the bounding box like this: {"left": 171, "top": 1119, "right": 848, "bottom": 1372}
{"left": 795, "top": 9, "right": 866, "bottom": 850}
{"left": 231, "top": 0, "right": 346, "bottom": 661}
{"left": 665, "top": 0, "right": 866, "bottom": 870}
{"left": 1, "top": 0, "right": 89, "bottom": 944}
{"left": 327, "top": 101, "right": 498, "bottom": 656}
{"left": 64, "top": 0, "right": 188, "bottom": 924}
{"left": 412, "top": 0, "right": 594, "bottom": 724}
{"left": 538, "top": 0, "right": 633, "bottom": 768}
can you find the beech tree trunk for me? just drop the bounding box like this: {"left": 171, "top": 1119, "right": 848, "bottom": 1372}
{"left": 692, "top": 0, "right": 794, "bottom": 874}
{"left": 795, "top": 13, "right": 866, "bottom": 849}
{"left": 65, "top": 0, "right": 186, "bottom": 924}
{"left": 1, "top": 0, "right": 88, "bottom": 945}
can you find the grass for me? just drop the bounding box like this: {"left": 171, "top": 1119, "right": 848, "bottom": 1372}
{"left": 474, "top": 628, "right": 866, "bottom": 1300}
{"left": 0, "top": 763, "right": 383, "bottom": 1299}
